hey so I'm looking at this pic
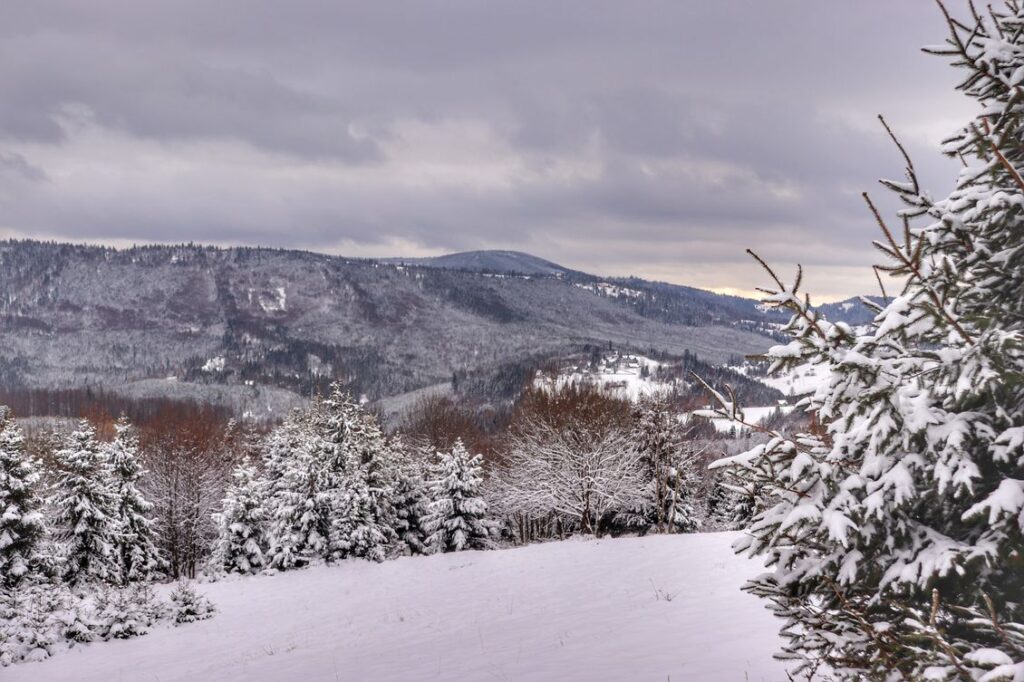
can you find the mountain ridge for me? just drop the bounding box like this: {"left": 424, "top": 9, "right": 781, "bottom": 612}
{"left": 0, "top": 240, "right": 875, "bottom": 418}
{"left": 381, "top": 250, "right": 576, "bottom": 276}
{"left": 0, "top": 240, "right": 780, "bottom": 417}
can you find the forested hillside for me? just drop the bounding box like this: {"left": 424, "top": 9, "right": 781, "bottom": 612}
{"left": 0, "top": 241, "right": 784, "bottom": 416}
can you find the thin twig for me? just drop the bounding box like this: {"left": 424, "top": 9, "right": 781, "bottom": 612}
{"left": 862, "top": 192, "right": 974, "bottom": 343}
{"left": 873, "top": 266, "right": 890, "bottom": 301}
{"left": 878, "top": 115, "right": 920, "bottom": 195}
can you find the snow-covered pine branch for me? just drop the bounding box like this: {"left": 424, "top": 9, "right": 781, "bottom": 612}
{"left": 707, "top": 4, "right": 1024, "bottom": 677}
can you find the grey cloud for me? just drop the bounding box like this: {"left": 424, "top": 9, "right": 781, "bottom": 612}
{"left": 0, "top": 34, "right": 382, "bottom": 161}
{"left": 0, "top": 151, "right": 46, "bottom": 182}
{"left": 0, "top": 1, "right": 975, "bottom": 298}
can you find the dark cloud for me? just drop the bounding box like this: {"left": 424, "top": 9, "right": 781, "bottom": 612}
{"left": 0, "top": 151, "right": 46, "bottom": 182}
{"left": 0, "top": 1, "right": 974, "bottom": 298}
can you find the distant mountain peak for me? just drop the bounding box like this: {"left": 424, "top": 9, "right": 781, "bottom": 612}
{"left": 815, "top": 295, "right": 886, "bottom": 326}
{"left": 381, "top": 250, "right": 574, "bottom": 276}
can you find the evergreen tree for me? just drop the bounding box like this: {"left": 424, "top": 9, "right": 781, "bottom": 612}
{"left": 95, "top": 587, "right": 151, "bottom": 639}
{"left": 58, "top": 590, "right": 98, "bottom": 645}
{"left": 632, "top": 398, "right": 699, "bottom": 534}
{"left": 0, "top": 410, "right": 47, "bottom": 587}
{"left": 390, "top": 452, "right": 429, "bottom": 555}
{"left": 0, "top": 585, "right": 55, "bottom": 665}
{"left": 168, "top": 581, "right": 216, "bottom": 624}
{"left": 423, "top": 441, "right": 492, "bottom": 553}
{"left": 329, "top": 469, "right": 389, "bottom": 562}
{"left": 317, "top": 382, "right": 397, "bottom": 552}
{"left": 263, "top": 386, "right": 400, "bottom": 567}
{"left": 263, "top": 411, "right": 331, "bottom": 570}
{"left": 703, "top": 475, "right": 738, "bottom": 531}
{"left": 311, "top": 389, "right": 354, "bottom": 489}
{"left": 213, "top": 462, "right": 267, "bottom": 574}
{"left": 658, "top": 464, "right": 699, "bottom": 534}
{"left": 106, "top": 417, "right": 162, "bottom": 583}
{"left": 51, "top": 421, "right": 120, "bottom": 585}
{"left": 707, "top": 5, "right": 1024, "bottom": 676}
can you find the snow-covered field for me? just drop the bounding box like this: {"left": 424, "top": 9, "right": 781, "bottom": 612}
{"left": 8, "top": 533, "right": 788, "bottom": 682}
{"left": 702, "top": 404, "right": 796, "bottom": 433}
{"left": 760, "top": 362, "right": 828, "bottom": 397}
{"left": 534, "top": 353, "right": 673, "bottom": 401}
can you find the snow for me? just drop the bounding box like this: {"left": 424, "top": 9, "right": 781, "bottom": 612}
{"left": 699, "top": 405, "right": 795, "bottom": 434}
{"left": 573, "top": 281, "right": 644, "bottom": 299}
{"left": 535, "top": 353, "right": 672, "bottom": 401}
{"left": 726, "top": 361, "right": 828, "bottom": 398}
{"left": 247, "top": 286, "right": 288, "bottom": 313}
{"left": 8, "top": 533, "right": 788, "bottom": 682}
{"left": 202, "top": 356, "right": 226, "bottom": 373}
{"left": 963, "top": 479, "right": 1024, "bottom": 525}
{"left": 759, "top": 362, "right": 828, "bottom": 397}
{"left": 258, "top": 287, "right": 287, "bottom": 313}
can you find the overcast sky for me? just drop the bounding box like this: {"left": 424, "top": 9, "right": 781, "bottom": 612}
{"left": 0, "top": 1, "right": 975, "bottom": 300}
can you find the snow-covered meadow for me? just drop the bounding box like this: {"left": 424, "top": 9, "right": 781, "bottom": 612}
{"left": 698, "top": 404, "right": 796, "bottom": 434}
{"left": 7, "top": 533, "right": 787, "bottom": 682}
{"left": 533, "top": 353, "right": 672, "bottom": 401}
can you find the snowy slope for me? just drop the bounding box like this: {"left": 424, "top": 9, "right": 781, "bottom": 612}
{"left": 699, "top": 405, "right": 796, "bottom": 434}
{"left": 8, "top": 534, "right": 788, "bottom": 682}
{"left": 760, "top": 362, "right": 829, "bottom": 397}
{"left": 534, "top": 353, "right": 674, "bottom": 401}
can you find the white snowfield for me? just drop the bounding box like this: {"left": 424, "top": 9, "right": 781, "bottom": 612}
{"left": 760, "top": 362, "right": 828, "bottom": 397}
{"left": 9, "top": 533, "right": 789, "bottom": 682}
{"left": 697, "top": 405, "right": 796, "bottom": 434}
{"left": 534, "top": 353, "right": 673, "bottom": 402}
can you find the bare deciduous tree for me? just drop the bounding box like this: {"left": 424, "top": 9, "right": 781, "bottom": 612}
{"left": 140, "top": 406, "right": 236, "bottom": 579}
{"left": 499, "top": 417, "right": 646, "bottom": 536}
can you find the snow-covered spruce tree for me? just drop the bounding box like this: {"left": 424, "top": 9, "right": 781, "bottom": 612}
{"left": 390, "top": 444, "right": 430, "bottom": 555}
{"left": 0, "top": 585, "right": 56, "bottom": 665}
{"left": 316, "top": 385, "right": 397, "bottom": 559}
{"left": 51, "top": 421, "right": 120, "bottom": 585}
{"left": 704, "top": 5, "right": 1024, "bottom": 677}
{"left": 296, "top": 385, "right": 399, "bottom": 561}
{"left": 263, "top": 410, "right": 332, "bottom": 570}
{"left": 106, "top": 417, "right": 162, "bottom": 583}
{"left": 94, "top": 586, "right": 152, "bottom": 639}
{"left": 60, "top": 608, "right": 96, "bottom": 646}
{"left": 423, "top": 440, "right": 493, "bottom": 553}
{"left": 0, "top": 410, "right": 47, "bottom": 587}
{"left": 703, "top": 474, "right": 741, "bottom": 531}
{"left": 263, "top": 390, "right": 399, "bottom": 568}
{"left": 631, "top": 398, "right": 699, "bottom": 534}
{"left": 168, "top": 581, "right": 215, "bottom": 624}
{"left": 213, "top": 461, "right": 267, "bottom": 574}
{"left": 329, "top": 468, "right": 390, "bottom": 562}
{"left": 57, "top": 588, "right": 99, "bottom": 645}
